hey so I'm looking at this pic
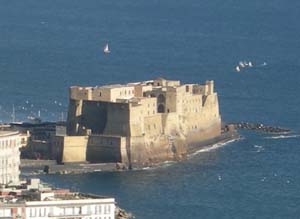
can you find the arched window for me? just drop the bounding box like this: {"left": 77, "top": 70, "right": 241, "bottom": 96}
{"left": 158, "top": 104, "right": 165, "bottom": 113}
{"left": 157, "top": 94, "right": 165, "bottom": 103}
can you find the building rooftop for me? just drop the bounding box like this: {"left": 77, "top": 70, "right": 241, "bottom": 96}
{"left": 0, "top": 130, "right": 19, "bottom": 137}
{"left": 0, "top": 179, "right": 114, "bottom": 205}
{"left": 100, "top": 84, "right": 134, "bottom": 89}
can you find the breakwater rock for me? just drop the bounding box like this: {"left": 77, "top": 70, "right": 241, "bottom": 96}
{"left": 229, "top": 122, "right": 290, "bottom": 133}
{"left": 116, "top": 207, "right": 135, "bottom": 219}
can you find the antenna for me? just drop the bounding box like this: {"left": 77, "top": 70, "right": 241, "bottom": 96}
{"left": 60, "top": 112, "right": 64, "bottom": 121}
{"left": 12, "top": 104, "right": 16, "bottom": 123}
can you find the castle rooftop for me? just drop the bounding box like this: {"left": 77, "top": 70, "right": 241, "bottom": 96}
{"left": 97, "top": 84, "right": 134, "bottom": 89}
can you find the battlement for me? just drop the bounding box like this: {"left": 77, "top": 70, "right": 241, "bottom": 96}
{"left": 69, "top": 78, "right": 215, "bottom": 106}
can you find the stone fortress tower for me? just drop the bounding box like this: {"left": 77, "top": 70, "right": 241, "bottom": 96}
{"left": 53, "top": 78, "right": 222, "bottom": 167}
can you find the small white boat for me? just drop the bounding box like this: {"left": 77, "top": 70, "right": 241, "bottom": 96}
{"left": 243, "top": 61, "right": 249, "bottom": 66}
{"left": 103, "top": 43, "right": 110, "bottom": 54}
{"left": 248, "top": 61, "right": 253, "bottom": 67}
{"left": 235, "top": 66, "right": 241, "bottom": 72}
{"left": 239, "top": 61, "right": 245, "bottom": 68}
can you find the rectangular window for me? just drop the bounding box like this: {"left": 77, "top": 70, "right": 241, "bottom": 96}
{"left": 186, "top": 86, "right": 189, "bottom": 92}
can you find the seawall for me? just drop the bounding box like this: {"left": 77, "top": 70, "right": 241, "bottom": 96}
{"left": 21, "top": 128, "right": 239, "bottom": 174}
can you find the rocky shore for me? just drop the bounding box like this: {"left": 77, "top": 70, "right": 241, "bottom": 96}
{"left": 229, "top": 122, "right": 290, "bottom": 133}
{"left": 116, "top": 207, "right": 135, "bottom": 219}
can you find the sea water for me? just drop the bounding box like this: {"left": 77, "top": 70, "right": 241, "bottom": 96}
{"left": 1, "top": 0, "right": 300, "bottom": 218}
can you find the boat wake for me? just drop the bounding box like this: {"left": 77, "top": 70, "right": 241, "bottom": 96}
{"left": 188, "top": 138, "right": 240, "bottom": 158}
{"left": 264, "top": 134, "right": 300, "bottom": 139}
{"left": 254, "top": 144, "right": 264, "bottom": 153}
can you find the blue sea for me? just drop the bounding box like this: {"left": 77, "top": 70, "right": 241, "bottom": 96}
{"left": 1, "top": 0, "right": 300, "bottom": 218}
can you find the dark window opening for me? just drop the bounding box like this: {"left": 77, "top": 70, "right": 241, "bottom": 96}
{"left": 186, "top": 86, "right": 189, "bottom": 92}
{"left": 158, "top": 104, "right": 165, "bottom": 113}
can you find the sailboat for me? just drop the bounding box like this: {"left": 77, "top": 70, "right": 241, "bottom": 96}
{"left": 103, "top": 43, "right": 110, "bottom": 54}
{"left": 239, "top": 61, "right": 245, "bottom": 68}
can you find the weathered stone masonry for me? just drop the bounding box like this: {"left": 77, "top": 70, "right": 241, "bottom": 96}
{"left": 52, "top": 78, "right": 221, "bottom": 167}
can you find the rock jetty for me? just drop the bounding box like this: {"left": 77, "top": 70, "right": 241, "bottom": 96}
{"left": 230, "top": 122, "right": 290, "bottom": 133}
{"left": 116, "top": 207, "right": 135, "bottom": 219}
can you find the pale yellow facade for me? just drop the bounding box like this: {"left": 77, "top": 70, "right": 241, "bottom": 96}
{"left": 0, "top": 131, "right": 21, "bottom": 185}
{"left": 56, "top": 78, "right": 222, "bottom": 166}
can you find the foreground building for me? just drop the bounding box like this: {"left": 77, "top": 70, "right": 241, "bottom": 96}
{"left": 0, "top": 179, "right": 115, "bottom": 219}
{"left": 53, "top": 78, "right": 225, "bottom": 167}
{"left": 0, "top": 131, "right": 117, "bottom": 219}
{"left": 0, "top": 131, "right": 22, "bottom": 185}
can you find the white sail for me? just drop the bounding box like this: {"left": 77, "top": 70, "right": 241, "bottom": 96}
{"left": 235, "top": 66, "right": 241, "bottom": 72}
{"left": 104, "top": 43, "right": 110, "bottom": 54}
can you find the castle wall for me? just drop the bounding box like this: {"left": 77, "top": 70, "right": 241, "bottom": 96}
{"left": 110, "top": 87, "right": 135, "bottom": 101}
{"left": 129, "top": 136, "right": 171, "bottom": 166}
{"left": 143, "top": 115, "right": 162, "bottom": 137}
{"left": 70, "top": 85, "right": 136, "bottom": 102}
{"left": 80, "top": 101, "right": 108, "bottom": 135}
{"left": 185, "top": 121, "right": 221, "bottom": 152}
{"left": 52, "top": 136, "right": 88, "bottom": 163}
{"left": 133, "top": 84, "right": 152, "bottom": 97}
{"left": 183, "top": 93, "right": 221, "bottom": 135}
{"left": 91, "top": 87, "right": 111, "bottom": 101}
{"left": 165, "top": 88, "right": 177, "bottom": 113}
{"left": 52, "top": 135, "right": 128, "bottom": 164}
{"left": 86, "top": 135, "right": 127, "bottom": 163}
{"left": 69, "top": 86, "right": 93, "bottom": 100}
{"left": 128, "top": 104, "right": 144, "bottom": 136}
{"left": 103, "top": 102, "right": 130, "bottom": 136}
{"left": 128, "top": 98, "right": 157, "bottom": 137}
{"left": 153, "top": 78, "right": 180, "bottom": 87}
{"left": 162, "top": 113, "right": 179, "bottom": 135}
{"left": 66, "top": 99, "right": 81, "bottom": 135}
{"left": 129, "top": 134, "right": 187, "bottom": 166}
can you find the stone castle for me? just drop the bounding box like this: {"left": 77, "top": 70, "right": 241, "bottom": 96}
{"left": 52, "top": 78, "right": 222, "bottom": 167}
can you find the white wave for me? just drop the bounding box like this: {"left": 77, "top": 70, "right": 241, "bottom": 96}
{"left": 188, "top": 138, "right": 239, "bottom": 158}
{"left": 157, "top": 160, "right": 176, "bottom": 169}
{"left": 137, "top": 138, "right": 241, "bottom": 171}
{"left": 264, "top": 134, "right": 300, "bottom": 139}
